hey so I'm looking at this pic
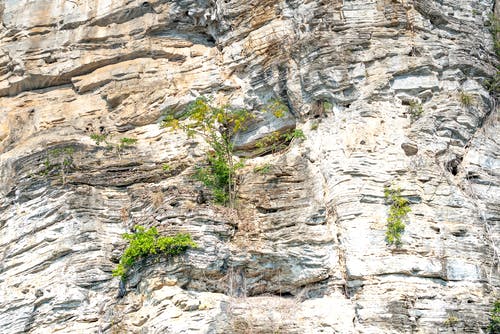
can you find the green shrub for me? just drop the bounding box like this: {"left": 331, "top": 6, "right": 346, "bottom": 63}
{"left": 112, "top": 225, "right": 196, "bottom": 280}
{"left": 194, "top": 149, "right": 237, "bottom": 204}
{"left": 384, "top": 186, "right": 411, "bottom": 246}
{"left": 489, "top": 300, "right": 500, "bottom": 334}
{"left": 90, "top": 133, "right": 108, "bottom": 146}
{"left": 119, "top": 137, "right": 138, "bottom": 146}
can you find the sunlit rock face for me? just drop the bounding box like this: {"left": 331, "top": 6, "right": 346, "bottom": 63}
{"left": 0, "top": 0, "right": 499, "bottom": 333}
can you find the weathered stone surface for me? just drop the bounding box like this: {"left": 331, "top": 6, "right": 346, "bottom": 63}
{"left": 401, "top": 142, "right": 419, "bottom": 156}
{"left": 0, "top": 0, "right": 499, "bottom": 333}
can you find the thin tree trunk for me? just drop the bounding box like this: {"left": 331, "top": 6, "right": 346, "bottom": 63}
{"left": 226, "top": 138, "right": 234, "bottom": 208}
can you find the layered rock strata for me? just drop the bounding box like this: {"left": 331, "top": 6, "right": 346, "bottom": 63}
{"left": 0, "top": 0, "right": 499, "bottom": 333}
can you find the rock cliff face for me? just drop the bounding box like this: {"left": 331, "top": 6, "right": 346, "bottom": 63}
{"left": 0, "top": 0, "right": 499, "bottom": 333}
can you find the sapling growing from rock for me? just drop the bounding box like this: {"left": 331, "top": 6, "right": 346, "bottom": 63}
{"left": 90, "top": 133, "right": 138, "bottom": 158}
{"left": 161, "top": 97, "right": 252, "bottom": 207}
{"left": 90, "top": 133, "right": 108, "bottom": 146}
{"left": 384, "top": 186, "right": 411, "bottom": 246}
{"left": 408, "top": 101, "right": 424, "bottom": 122}
{"left": 39, "top": 146, "right": 75, "bottom": 185}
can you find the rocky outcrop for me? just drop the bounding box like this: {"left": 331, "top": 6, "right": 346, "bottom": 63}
{"left": 0, "top": 0, "right": 499, "bottom": 333}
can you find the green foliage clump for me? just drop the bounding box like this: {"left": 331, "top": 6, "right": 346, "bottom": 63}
{"left": 119, "top": 137, "right": 138, "bottom": 146}
{"left": 90, "top": 133, "right": 138, "bottom": 155}
{"left": 255, "top": 131, "right": 283, "bottom": 154}
{"left": 161, "top": 97, "right": 252, "bottom": 207}
{"left": 323, "top": 101, "right": 333, "bottom": 112}
{"left": 262, "top": 99, "right": 289, "bottom": 118}
{"left": 459, "top": 91, "right": 474, "bottom": 107}
{"left": 489, "top": 300, "right": 500, "bottom": 334}
{"left": 112, "top": 225, "right": 196, "bottom": 280}
{"left": 255, "top": 128, "right": 306, "bottom": 156}
{"left": 194, "top": 149, "right": 244, "bottom": 204}
{"left": 408, "top": 101, "right": 424, "bottom": 122}
{"left": 384, "top": 186, "right": 411, "bottom": 246}
{"left": 90, "top": 133, "right": 107, "bottom": 146}
{"left": 283, "top": 129, "right": 305, "bottom": 141}
{"left": 444, "top": 316, "right": 459, "bottom": 327}
{"left": 254, "top": 163, "right": 272, "bottom": 174}
{"left": 117, "top": 137, "right": 138, "bottom": 152}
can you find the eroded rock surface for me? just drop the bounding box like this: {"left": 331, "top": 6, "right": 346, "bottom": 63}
{"left": 0, "top": 0, "right": 499, "bottom": 333}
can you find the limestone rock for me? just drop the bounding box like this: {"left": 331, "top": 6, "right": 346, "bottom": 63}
{"left": 0, "top": 0, "right": 499, "bottom": 333}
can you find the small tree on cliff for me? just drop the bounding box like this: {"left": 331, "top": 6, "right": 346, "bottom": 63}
{"left": 162, "top": 97, "right": 252, "bottom": 207}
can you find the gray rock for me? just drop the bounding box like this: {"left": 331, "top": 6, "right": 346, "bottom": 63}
{"left": 401, "top": 142, "right": 419, "bottom": 156}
